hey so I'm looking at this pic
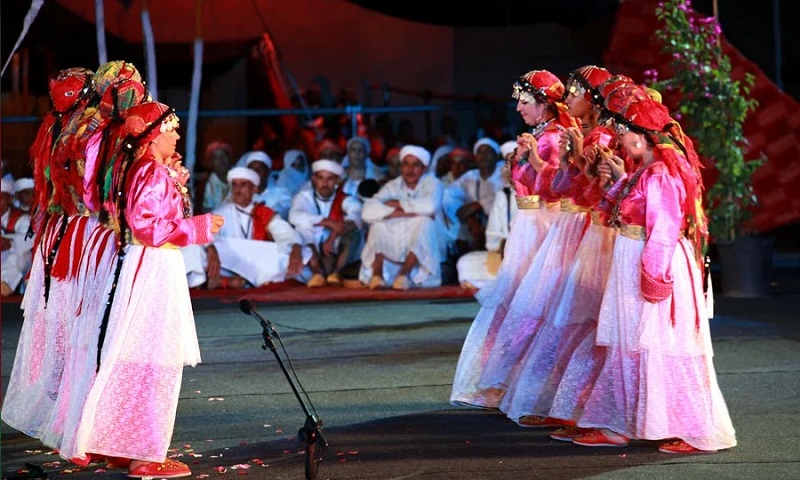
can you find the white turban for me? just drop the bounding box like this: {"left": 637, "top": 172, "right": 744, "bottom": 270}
{"left": 241, "top": 151, "right": 272, "bottom": 170}
{"left": 473, "top": 137, "right": 501, "bottom": 156}
{"left": 399, "top": 145, "right": 431, "bottom": 167}
{"left": 227, "top": 166, "right": 261, "bottom": 187}
{"left": 500, "top": 140, "right": 517, "bottom": 158}
{"left": 311, "top": 159, "right": 345, "bottom": 178}
{"left": 13, "top": 177, "right": 34, "bottom": 192}
{"left": 1, "top": 178, "right": 14, "bottom": 194}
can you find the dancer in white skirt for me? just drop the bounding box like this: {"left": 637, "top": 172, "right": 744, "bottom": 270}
{"left": 567, "top": 97, "right": 736, "bottom": 454}
{"left": 450, "top": 70, "right": 569, "bottom": 409}
{"left": 545, "top": 78, "right": 659, "bottom": 440}
{"left": 57, "top": 101, "right": 221, "bottom": 478}
{"left": 498, "top": 65, "right": 622, "bottom": 429}
{"left": 2, "top": 66, "right": 98, "bottom": 441}
{"left": 474, "top": 70, "right": 583, "bottom": 406}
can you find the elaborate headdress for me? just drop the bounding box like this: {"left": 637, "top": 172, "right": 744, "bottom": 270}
{"left": 513, "top": 69, "right": 577, "bottom": 131}
{"left": 621, "top": 99, "right": 707, "bottom": 263}
{"left": 512, "top": 70, "right": 566, "bottom": 104}
{"left": 601, "top": 80, "right": 651, "bottom": 126}
{"left": 29, "top": 67, "right": 94, "bottom": 228}
{"left": 65, "top": 61, "right": 146, "bottom": 168}
{"left": 566, "top": 65, "right": 613, "bottom": 106}
{"left": 99, "top": 101, "right": 178, "bottom": 227}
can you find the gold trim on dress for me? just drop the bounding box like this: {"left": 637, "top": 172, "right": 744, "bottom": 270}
{"left": 590, "top": 211, "right": 605, "bottom": 225}
{"left": 619, "top": 223, "right": 646, "bottom": 240}
{"left": 560, "top": 198, "right": 590, "bottom": 213}
{"left": 516, "top": 195, "right": 542, "bottom": 209}
{"left": 128, "top": 233, "right": 180, "bottom": 249}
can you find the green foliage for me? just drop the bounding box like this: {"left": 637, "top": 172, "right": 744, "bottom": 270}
{"left": 649, "top": 0, "right": 762, "bottom": 243}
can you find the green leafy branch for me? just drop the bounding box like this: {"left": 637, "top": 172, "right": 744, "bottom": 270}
{"left": 648, "top": 0, "right": 762, "bottom": 243}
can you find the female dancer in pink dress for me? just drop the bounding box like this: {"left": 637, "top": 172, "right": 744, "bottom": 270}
{"left": 499, "top": 66, "right": 628, "bottom": 428}
{"left": 568, "top": 97, "right": 736, "bottom": 454}
{"left": 450, "top": 70, "right": 566, "bottom": 409}
{"left": 474, "top": 71, "right": 584, "bottom": 410}
{"left": 545, "top": 78, "right": 658, "bottom": 440}
{"left": 53, "top": 101, "right": 222, "bottom": 477}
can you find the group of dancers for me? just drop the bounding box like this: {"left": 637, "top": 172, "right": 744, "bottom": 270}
{"left": 0, "top": 58, "right": 736, "bottom": 476}
{"left": 450, "top": 66, "right": 737, "bottom": 454}
{"left": 1, "top": 61, "right": 221, "bottom": 477}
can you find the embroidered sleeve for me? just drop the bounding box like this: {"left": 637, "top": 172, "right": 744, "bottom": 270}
{"left": 641, "top": 170, "right": 683, "bottom": 302}
{"left": 126, "top": 163, "right": 213, "bottom": 247}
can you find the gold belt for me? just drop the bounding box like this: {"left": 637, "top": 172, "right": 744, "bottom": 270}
{"left": 129, "top": 235, "right": 180, "bottom": 249}
{"left": 619, "top": 223, "right": 646, "bottom": 240}
{"left": 590, "top": 211, "right": 605, "bottom": 225}
{"left": 516, "top": 195, "right": 542, "bottom": 210}
{"left": 560, "top": 198, "right": 590, "bottom": 213}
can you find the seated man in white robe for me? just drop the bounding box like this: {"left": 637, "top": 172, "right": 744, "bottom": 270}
{"left": 359, "top": 145, "right": 444, "bottom": 290}
{"left": 457, "top": 140, "right": 519, "bottom": 290}
{"left": 13, "top": 177, "right": 34, "bottom": 213}
{"left": 442, "top": 137, "right": 505, "bottom": 258}
{"left": 239, "top": 150, "right": 293, "bottom": 220}
{"left": 183, "top": 167, "right": 311, "bottom": 289}
{"left": 289, "top": 159, "right": 364, "bottom": 288}
{"left": 1, "top": 178, "right": 33, "bottom": 296}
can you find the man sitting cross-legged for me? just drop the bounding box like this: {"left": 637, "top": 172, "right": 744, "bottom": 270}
{"left": 182, "top": 167, "right": 312, "bottom": 289}
{"left": 289, "top": 159, "right": 365, "bottom": 288}
{"left": 358, "top": 145, "right": 444, "bottom": 291}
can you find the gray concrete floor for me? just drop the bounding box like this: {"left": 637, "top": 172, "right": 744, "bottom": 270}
{"left": 2, "top": 264, "right": 800, "bottom": 479}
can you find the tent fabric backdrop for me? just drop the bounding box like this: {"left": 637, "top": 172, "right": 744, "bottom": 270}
{"left": 55, "top": 0, "right": 273, "bottom": 44}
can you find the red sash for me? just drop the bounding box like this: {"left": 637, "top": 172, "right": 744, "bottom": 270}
{"left": 327, "top": 189, "right": 347, "bottom": 221}
{"left": 2, "top": 208, "right": 25, "bottom": 234}
{"left": 251, "top": 203, "right": 275, "bottom": 241}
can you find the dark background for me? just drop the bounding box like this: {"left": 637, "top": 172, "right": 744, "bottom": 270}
{"left": 2, "top": 0, "right": 798, "bottom": 100}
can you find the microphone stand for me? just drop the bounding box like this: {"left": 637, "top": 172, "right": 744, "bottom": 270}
{"left": 246, "top": 304, "right": 327, "bottom": 480}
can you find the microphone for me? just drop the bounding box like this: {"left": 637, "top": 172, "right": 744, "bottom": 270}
{"left": 240, "top": 298, "right": 279, "bottom": 337}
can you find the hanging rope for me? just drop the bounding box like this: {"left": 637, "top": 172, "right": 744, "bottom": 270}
{"left": 141, "top": 0, "right": 159, "bottom": 100}
{"left": 184, "top": 0, "right": 204, "bottom": 189}
{"left": 1, "top": 0, "right": 44, "bottom": 78}
{"left": 94, "top": 0, "right": 107, "bottom": 65}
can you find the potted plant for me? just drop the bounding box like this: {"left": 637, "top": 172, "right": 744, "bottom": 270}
{"left": 647, "top": 0, "right": 770, "bottom": 297}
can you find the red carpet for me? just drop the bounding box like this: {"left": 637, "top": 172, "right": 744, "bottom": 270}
{"left": 191, "top": 280, "right": 478, "bottom": 305}
{"left": 1, "top": 282, "right": 478, "bottom": 307}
